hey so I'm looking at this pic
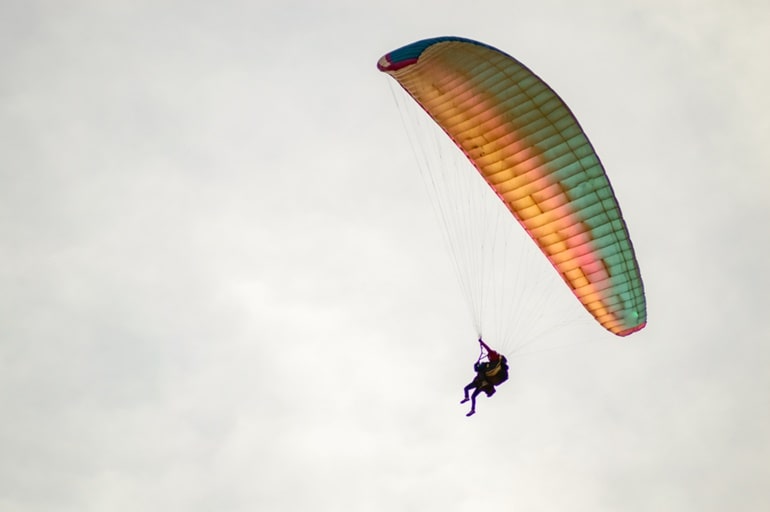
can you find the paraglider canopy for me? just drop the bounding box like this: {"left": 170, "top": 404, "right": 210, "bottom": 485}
{"left": 378, "top": 37, "right": 646, "bottom": 336}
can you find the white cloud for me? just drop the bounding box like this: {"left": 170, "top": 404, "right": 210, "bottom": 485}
{"left": 1, "top": 1, "right": 768, "bottom": 511}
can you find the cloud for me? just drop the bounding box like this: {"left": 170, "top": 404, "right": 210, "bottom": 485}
{"left": 1, "top": 1, "right": 768, "bottom": 511}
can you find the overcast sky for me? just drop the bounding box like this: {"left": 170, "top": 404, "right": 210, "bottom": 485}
{"left": 2, "top": 1, "right": 768, "bottom": 511}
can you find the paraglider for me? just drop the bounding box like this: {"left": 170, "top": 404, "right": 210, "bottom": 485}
{"left": 378, "top": 37, "right": 647, "bottom": 415}
{"left": 461, "top": 339, "right": 509, "bottom": 416}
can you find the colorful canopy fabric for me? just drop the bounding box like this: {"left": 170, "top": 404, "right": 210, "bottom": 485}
{"left": 378, "top": 37, "right": 646, "bottom": 336}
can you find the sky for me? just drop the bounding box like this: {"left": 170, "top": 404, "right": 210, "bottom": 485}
{"left": 1, "top": 1, "right": 769, "bottom": 511}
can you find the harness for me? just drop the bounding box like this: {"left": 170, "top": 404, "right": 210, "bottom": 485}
{"left": 484, "top": 359, "right": 503, "bottom": 378}
{"left": 481, "top": 357, "right": 509, "bottom": 386}
{"left": 474, "top": 340, "right": 509, "bottom": 386}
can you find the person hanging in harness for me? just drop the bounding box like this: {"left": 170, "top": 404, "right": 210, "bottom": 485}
{"left": 460, "top": 338, "right": 509, "bottom": 417}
